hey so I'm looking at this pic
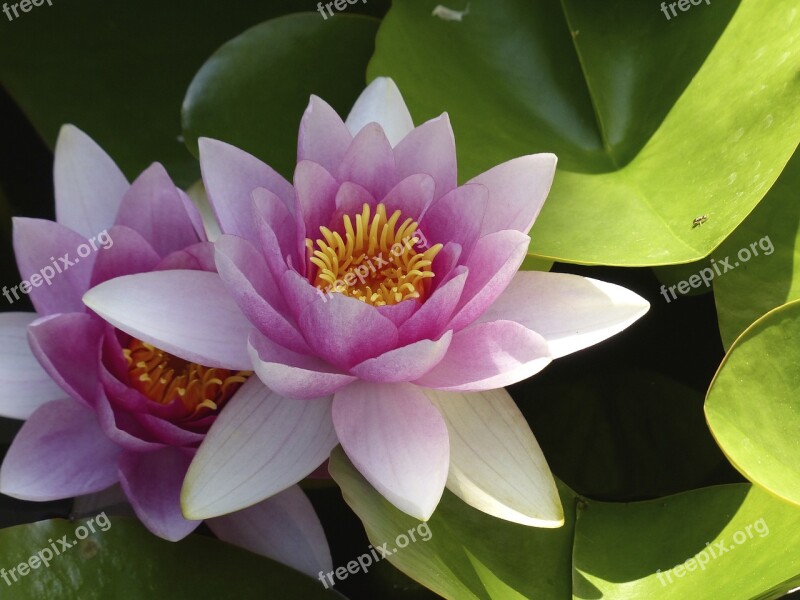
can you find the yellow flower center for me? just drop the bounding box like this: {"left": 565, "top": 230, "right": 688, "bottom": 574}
{"left": 307, "top": 203, "right": 442, "bottom": 307}
{"left": 123, "top": 339, "right": 251, "bottom": 417}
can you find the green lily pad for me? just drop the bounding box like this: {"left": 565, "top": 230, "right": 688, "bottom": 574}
{"left": 368, "top": 0, "right": 800, "bottom": 265}
{"left": 0, "top": 1, "right": 383, "bottom": 187}
{"left": 713, "top": 150, "right": 800, "bottom": 350}
{"left": 706, "top": 299, "right": 800, "bottom": 508}
{"left": 575, "top": 484, "right": 800, "bottom": 599}
{"left": 331, "top": 449, "right": 800, "bottom": 599}
{"left": 329, "top": 447, "right": 577, "bottom": 600}
{"left": 182, "top": 14, "right": 380, "bottom": 181}
{"left": 0, "top": 516, "right": 343, "bottom": 599}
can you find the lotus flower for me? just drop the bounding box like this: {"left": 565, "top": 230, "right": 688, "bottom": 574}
{"left": 0, "top": 127, "right": 331, "bottom": 576}
{"left": 85, "top": 78, "right": 650, "bottom": 526}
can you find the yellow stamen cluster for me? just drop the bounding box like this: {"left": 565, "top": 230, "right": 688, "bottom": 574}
{"left": 307, "top": 203, "right": 442, "bottom": 306}
{"left": 123, "top": 339, "right": 251, "bottom": 418}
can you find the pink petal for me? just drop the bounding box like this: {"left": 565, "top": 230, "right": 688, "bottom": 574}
{"left": 155, "top": 241, "right": 217, "bottom": 272}
{"left": 181, "top": 378, "right": 337, "bottom": 519}
{"left": 114, "top": 163, "right": 201, "bottom": 257}
{"left": 298, "top": 294, "right": 399, "bottom": 370}
{"left": 199, "top": 138, "right": 294, "bottom": 242}
{"left": 294, "top": 160, "right": 339, "bottom": 248}
{"left": 376, "top": 298, "right": 419, "bottom": 328}
{"left": 135, "top": 413, "right": 205, "bottom": 447}
{"left": 331, "top": 181, "right": 376, "bottom": 223}
{"left": 27, "top": 313, "right": 104, "bottom": 407}
{"left": 207, "top": 485, "right": 333, "bottom": 578}
{"left": 89, "top": 225, "right": 160, "bottom": 287}
{"left": 350, "top": 332, "right": 453, "bottom": 383}
{"left": 398, "top": 267, "right": 467, "bottom": 345}
{"left": 468, "top": 153, "right": 557, "bottom": 236}
{"left": 333, "top": 381, "right": 449, "bottom": 520}
{"left": 448, "top": 230, "right": 530, "bottom": 331}
{"left": 415, "top": 321, "right": 552, "bottom": 391}
{"left": 279, "top": 269, "right": 327, "bottom": 323}
{"left": 215, "top": 235, "right": 310, "bottom": 354}
{"left": 393, "top": 114, "right": 457, "bottom": 200}
{"left": 298, "top": 95, "right": 353, "bottom": 173}
{"left": 83, "top": 270, "right": 252, "bottom": 370}
{"left": 13, "top": 217, "right": 95, "bottom": 316}
{"left": 420, "top": 183, "right": 487, "bottom": 260}
{"left": 345, "top": 77, "right": 414, "bottom": 146}
{"left": 118, "top": 447, "right": 201, "bottom": 541}
{"left": 0, "top": 400, "right": 120, "bottom": 501}
{"left": 253, "top": 187, "right": 299, "bottom": 278}
{"left": 336, "top": 123, "right": 398, "bottom": 199}
{"left": 54, "top": 125, "right": 129, "bottom": 239}
{"left": 381, "top": 174, "right": 436, "bottom": 222}
{"left": 248, "top": 330, "right": 356, "bottom": 400}
{"left": 477, "top": 271, "right": 650, "bottom": 359}
{"left": 0, "top": 313, "right": 65, "bottom": 420}
{"left": 95, "top": 376, "right": 164, "bottom": 452}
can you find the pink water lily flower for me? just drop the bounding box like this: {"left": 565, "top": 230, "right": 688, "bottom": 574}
{"left": 0, "top": 126, "right": 331, "bottom": 576}
{"left": 85, "top": 78, "right": 649, "bottom": 526}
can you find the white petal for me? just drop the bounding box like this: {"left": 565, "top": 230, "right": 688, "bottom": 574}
{"left": 54, "top": 125, "right": 129, "bottom": 238}
{"left": 207, "top": 485, "right": 332, "bottom": 578}
{"left": 424, "top": 387, "right": 563, "bottom": 527}
{"left": 0, "top": 313, "right": 65, "bottom": 419}
{"left": 479, "top": 271, "right": 650, "bottom": 359}
{"left": 83, "top": 270, "right": 252, "bottom": 370}
{"left": 345, "top": 77, "right": 414, "bottom": 147}
{"left": 181, "top": 378, "right": 337, "bottom": 520}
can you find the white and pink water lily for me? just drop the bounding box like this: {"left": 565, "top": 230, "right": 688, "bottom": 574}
{"left": 85, "top": 78, "right": 650, "bottom": 526}
{"left": 0, "top": 127, "right": 331, "bottom": 577}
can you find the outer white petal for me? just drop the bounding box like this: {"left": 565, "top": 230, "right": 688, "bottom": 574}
{"left": 207, "top": 485, "right": 332, "bottom": 578}
{"left": 345, "top": 77, "right": 414, "bottom": 146}
{"left": 54, "top": 125, "right": 129, "bottom": 238}
{"left": 0, "top": 313, "right": 65, "bottom": 419}
{"left": 83, "top": 270, "right": 252, "bottom": 370}
{"left": 478, "top": 271, "right": 650, "bottom": 359}
{"left": 181, "top": 378, "right": 337, "bottom": 520}
{"left": 424, "top": 387, "right": 563, "bottom": 527}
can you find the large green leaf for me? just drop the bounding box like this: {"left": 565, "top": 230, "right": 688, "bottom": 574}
{"left": 713, "top": 150, "right": 800, "bottom": 349}
{"left": 0, "top": 517, "right": 343, "bottom": 599}
{"left": 329, "top": 447, "right": 577, "bottom": 600}
{"left": 368, "top": 0, "right": 800, "bottom": 265}
{"left": 182, "top": 14, "right": 380, "bottom": 181}
{"left": 574, "top": 484, "right": 800, "bottom": 599}
{"left": 331, "top": 449, "right": 800, "bottom": 599}
{"left": 705, "top": 300, "right": 800, "bottom": 508}
{"left": 0, "top": 1, "right": 384, "bottom": 187}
